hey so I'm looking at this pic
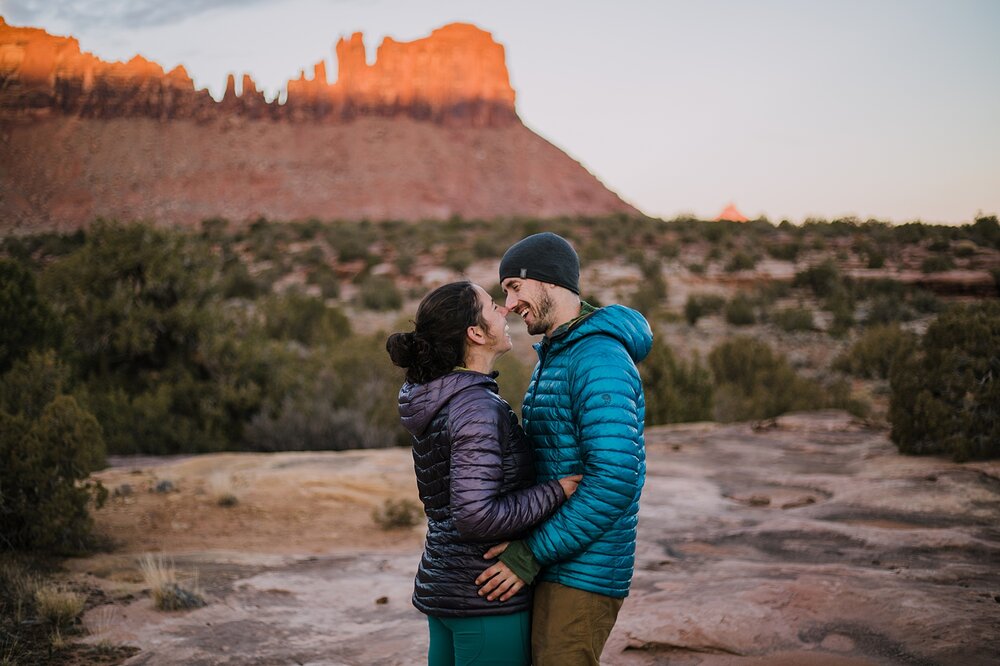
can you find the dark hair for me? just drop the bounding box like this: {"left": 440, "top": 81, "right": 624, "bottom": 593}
{"left": 386, "top": 281, "right": 486, "bottom": 384}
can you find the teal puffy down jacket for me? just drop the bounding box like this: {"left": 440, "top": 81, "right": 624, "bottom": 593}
{"left": 521, "top": 303, "right": 652, "bottom": 598}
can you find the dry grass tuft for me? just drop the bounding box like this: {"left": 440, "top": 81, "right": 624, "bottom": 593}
{"left": 208, "top": 472, "right": 239, "bottom": 507}
{"left": 34, "top": 585, "right": 85, "bottom": 628}
{"left": 0, "top": 559, "right": 39, "bottom": 624}
{"left": 372, "top": 498, "right": 422, "bottom": 530}
{"left": 138, "top": 554, "right": 206, "bottom": 611}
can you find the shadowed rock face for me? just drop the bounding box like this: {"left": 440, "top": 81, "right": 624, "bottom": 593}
{"left": 74, "top": 411, "right": 999, "bottom": 665}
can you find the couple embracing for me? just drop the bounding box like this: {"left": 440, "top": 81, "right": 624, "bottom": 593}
{"left": 386, "top": 232, "right": 652, "bottom": 665}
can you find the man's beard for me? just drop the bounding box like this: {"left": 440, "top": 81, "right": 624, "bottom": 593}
{"left": 526, "top": 290, "right": 555, "bottom": 335}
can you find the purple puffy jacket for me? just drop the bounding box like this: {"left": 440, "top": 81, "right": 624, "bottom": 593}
{"left": 398, "top": 370, "right": 565, "bottom": 617}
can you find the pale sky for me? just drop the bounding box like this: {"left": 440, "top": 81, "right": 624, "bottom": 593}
{"left": 3, "top": 0, "right": 999, "bottom": 224}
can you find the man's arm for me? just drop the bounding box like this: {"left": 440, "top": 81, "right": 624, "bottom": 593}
{"left": 523, "top": 335, "right": 644, "bottom": 563}
{"left": 481, "top": 336, "right": 643, "bottom": 599}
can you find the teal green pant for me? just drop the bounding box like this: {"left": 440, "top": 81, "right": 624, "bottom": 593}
{"left": 427, "top": 611, "right": 531, "bottom": 666}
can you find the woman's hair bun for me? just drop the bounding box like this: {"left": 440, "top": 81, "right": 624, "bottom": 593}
{"left": 385, "top": 331, "right": 417, "bottom": 368}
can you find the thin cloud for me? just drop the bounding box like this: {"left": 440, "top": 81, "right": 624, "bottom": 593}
{"left": 0, "top": 0, "right": 274, "bottom": 30}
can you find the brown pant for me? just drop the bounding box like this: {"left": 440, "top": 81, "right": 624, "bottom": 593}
{"left": 531, "top": 581, "right": 624, "bottom": 666}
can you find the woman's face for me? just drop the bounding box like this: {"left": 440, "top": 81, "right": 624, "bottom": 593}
{"left": 473, "top": 284, "right": 512, "bottom": 354}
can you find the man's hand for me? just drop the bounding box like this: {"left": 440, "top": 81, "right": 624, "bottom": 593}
{"left": 483, "top": 541, "right": 509, "bottom": 559}
{"left": 475, "top": 561, "right": 524, "bottom": 602}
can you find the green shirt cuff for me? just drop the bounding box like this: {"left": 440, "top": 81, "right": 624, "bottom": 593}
{"left": 498, "top": 540, "right": 541, "bottom": 585}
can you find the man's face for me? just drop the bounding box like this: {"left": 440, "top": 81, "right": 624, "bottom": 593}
{"left": 501, "top": 277, "right": 556, "bottom": 336}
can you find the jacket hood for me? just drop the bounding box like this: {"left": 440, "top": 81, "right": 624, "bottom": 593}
{"left": 548, "top": 304, "right": 652, "bottom": 364}
{"left": 398, "top": 371, "right": 498, "bottom": 437}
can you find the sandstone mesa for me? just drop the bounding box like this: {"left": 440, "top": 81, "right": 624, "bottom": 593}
{"left": 0, "top": 17, "right": 637, "bottom": 230}
{"left": 0, "top": 17, "right": 516, "bottom": 126}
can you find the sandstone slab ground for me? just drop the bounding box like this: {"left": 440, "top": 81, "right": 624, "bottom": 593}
{"left": 70, "top": 411, "right": 999, "bottom": 665}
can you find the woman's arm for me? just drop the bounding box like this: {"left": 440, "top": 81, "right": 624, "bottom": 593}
{"left": 447, "top": 388, "right": 570, "bottom": 541}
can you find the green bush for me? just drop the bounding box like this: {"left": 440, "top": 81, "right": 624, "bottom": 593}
{"left": 629, "top": 259, "right": 668, "bottom": 315}
{"left": 766, "top": 242, "right": 800, "bottom": 262}
{"left": 724, "top": 294, "right": 756, "bottom": 326}
{"left": 306, "top": 264, "right": 341, "bottom": 299}
{"left": 920, "top": 255, "right": 954, "bottom": 273}
{"left": 724, "top": 251, "right": 757, "bottom": 272}
{"left": 793, "top": 260, "right": 842, "bottom": 298}
{"left": 684, "top": 293, "right": 726, "bottom": 325}
{"left": 833, "top": 324, "right": 917, "bottom": 379}
{"left": 865, "top": 295, "right": 913, "bottom": 325}
{"left": 889, "top": 302, "right": 1000, "bottom": 460}
{"left": 357, "top": 276, "right": 403, "bottom": 311}
{"left": 640, "top": 340, "right": 713, "bottom": 425}
{"left": 771, "top": 307, "right": 815, "bottom": 332}
{"left": 263, "top": 293, "right": 350, "bottom": 345}
{"left": 708, "top": 337, "right": 828, "bottom": 422}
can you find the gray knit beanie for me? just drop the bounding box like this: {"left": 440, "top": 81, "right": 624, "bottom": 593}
{"left": 498, "top": 232, "right": 580, "bottom": 295}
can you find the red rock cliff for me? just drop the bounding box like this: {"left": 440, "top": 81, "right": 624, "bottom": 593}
{"left": 0, "top": 17, "right": 517, "bottom": 126}
{"left": 0, "top": 16, "right": 639, "bottom": 229}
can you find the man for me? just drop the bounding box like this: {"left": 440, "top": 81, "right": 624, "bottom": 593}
{"left": 476, "top": 232, "right": 652, "bottom": 665}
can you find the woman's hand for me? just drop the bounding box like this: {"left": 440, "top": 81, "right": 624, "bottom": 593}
{"left": 558, "top": 474, "right": 583, "bottom": 498}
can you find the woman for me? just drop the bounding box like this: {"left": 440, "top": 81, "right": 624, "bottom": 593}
{"left": 386, "top": 281, "right": 580, "bottom": 666}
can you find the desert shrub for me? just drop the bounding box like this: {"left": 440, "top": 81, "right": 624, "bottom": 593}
{"left": 866, "top": 250, "right": 886, "bottom": 269}
{"left": 395, "top": 253, "right": 416, "bottom": 276}
{"left": 684, "top": 293, "right": 726, "bottom": 325}
{"left": 708, "top": 337, "right": 828, "bottom": 422}
{"left": 793, "top": 260, "right": 842, "bottom": 298}
{"left": 687, "top": 263, "right": 706, "bottom": 275}
{"left": 724, "top": 294, "right": 756, "bottom": 326}
{"left": 771, "top": 307, "right": 816, "bottom": 332}
{"left": 724, "top": 251, "right": 757, "bottom": 272}
{"left": 220, "top": 257, "right": 265, "bottom": 300}
{"left": 0, "top": 394, "right": 107, "bottom": 553}
{"left": 306, "top": 264, "right": 341, "bottom": 299}
{"left": 372, "top": 498, "right": 422, "bottom": 529}
{"left": 865, "top": 295, "right": 913, "bottom": 325}
{"left": 244, "top": 394, "right": 392, "bottom": 451}
{"left": 825, "top": 291, "right": 856, "bottom": 337}
{"left": 889, "top": 301, "right": 1000, "bottom": 460}
{"left": 445, "top": 247, "right": 473, "bottom": 273}
{"left": 329, "top": 229, "right": 372, "bottom": 263}
{"left": 910, "top": 290, "right": 942, "bottom": 314}
{"left": 920, "top": 255, "right": 954, "bottom": 273}
{"left": 968, "top": 215, "right": 1000, "bottom": 249}
{"left": 953, "top": 243, "right": 976, "bottom": 259}
{"left": 766, "top": 242, "right": 800, "bottom": 262}
{"left": 245, "top": 334, "right": 405, "bottom": 450}
{"left": 629, "top": 259, "right": 668, "bottom": 315}
{"left": 357, "top": 276, "right": 403, "bottom": 311}
{"left": 640, "top": 340, "right": 713, "bottom": 425}
{"left": 833, "top": 324, "right": 917, "bottom": 379}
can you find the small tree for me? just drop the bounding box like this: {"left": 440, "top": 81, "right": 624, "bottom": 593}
{"left": 0, "top": 395, "right": 107, "bottom": 553}
{"left": 0, "top": 260, "right": 59, "bottom": 373}
{"left": 889, "top": 302, "right": 1000, "bottom": 460}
